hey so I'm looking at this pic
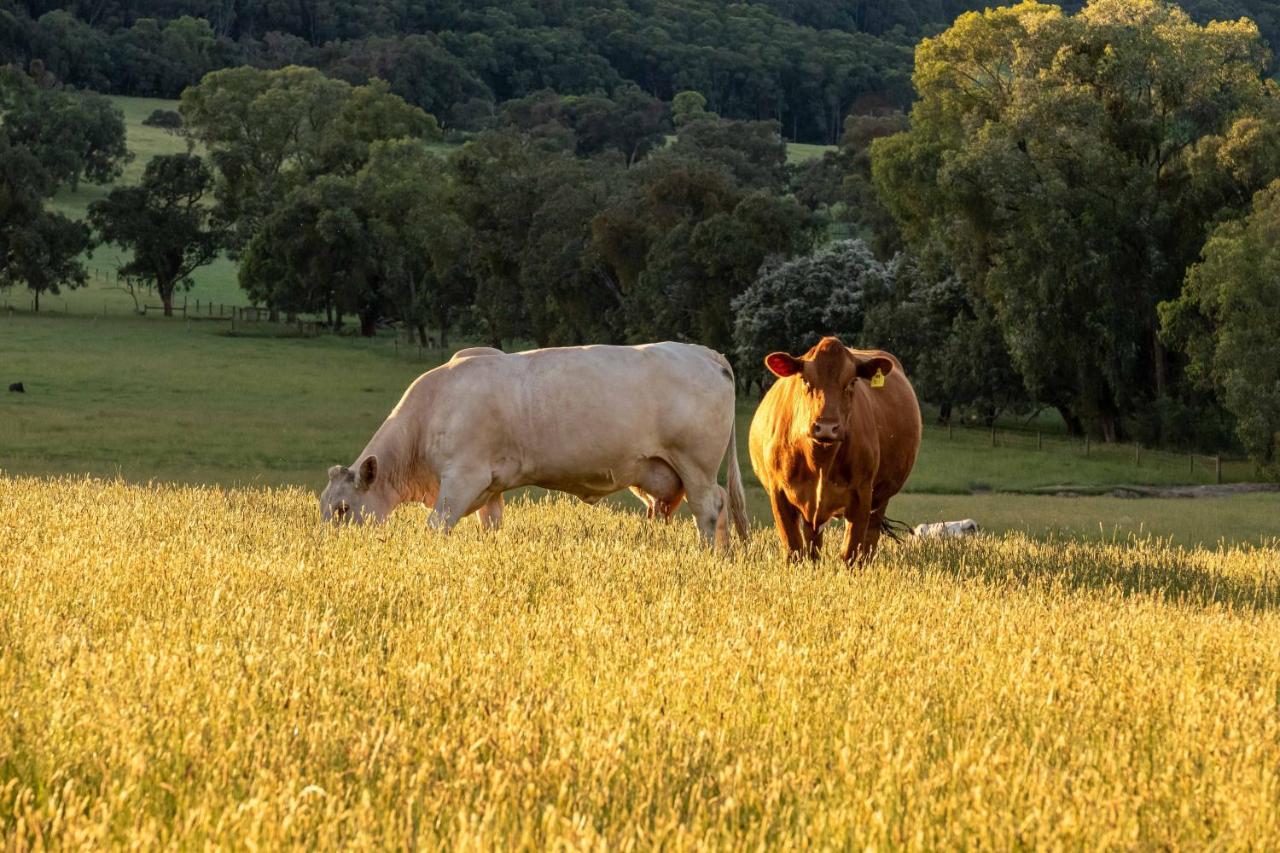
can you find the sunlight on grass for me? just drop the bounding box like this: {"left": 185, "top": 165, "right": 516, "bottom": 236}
{"left": 2, "top": 477, "right": 1279, "bottom": 847}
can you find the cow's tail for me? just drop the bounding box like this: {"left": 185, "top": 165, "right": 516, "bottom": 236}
{"left": 881, "top": 515, "right": 912, "bottom": 542}
{"left": 724, "top": 409, "right": 750, "bottom": 543}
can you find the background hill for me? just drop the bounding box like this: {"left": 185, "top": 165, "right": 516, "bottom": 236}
{"left": 5, "top": 0, "right": 1276, "bottom": 143}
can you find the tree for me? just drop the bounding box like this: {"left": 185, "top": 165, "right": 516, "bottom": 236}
{"left": 0, "top": 65, "right": 129, "bottom": 188}
{"left": 355, "top": 138, "right": 471, "bottom": 346}
{"left": 732, "top": 240, "right": 895, "bottom": 389}
{"left": 239, "top": 175, "right": 376, "bottom": 334}
{"left": 0, "top": 147, "right": 90, "bottom": 311}
{"left": 180, "top": 66, "right": 439, "bottom": 250}
{"left": 672, "top": 89, "right": 713, "bottom": 126}
{"left": 872, "top": 0, "right": 1280, "bottom": 442}
{"left": 1160, "top": 179, "right": 1280, "bottom": 467}
{"left": 0, "top": 66, "right": 127, "bottom": 310}
{"left": 88, "top": 153, "right": 225, "bottom": 316}
{"left": 861, "top": 244, "right": 1027, "bottom": 425}
{"left": 593, "top": 144, "right": 818, "bottom": 351}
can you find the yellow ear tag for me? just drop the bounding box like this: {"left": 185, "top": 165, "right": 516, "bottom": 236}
{"left": 870, "top": 368, "right": 886, "bottom": 389}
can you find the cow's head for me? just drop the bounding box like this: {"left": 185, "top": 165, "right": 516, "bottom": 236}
{"left": 320, "top": 456, "right": 392, "bottom": 524}
{"left": 764, "top": 337, "right": 893, "bottom": 447}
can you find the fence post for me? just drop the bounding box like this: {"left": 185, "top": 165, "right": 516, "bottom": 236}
{"left": 1190, "top": 453, "right": 1194, "bottom": 477}
{"left": 990, "top": 426, "right": 996, "bottom": 448}
{"left": 1135, "top": 444, "right": 1140, "bottom": 467}
{"left": 1037, "top": 431, "right": 1042, "bottom": 451}
{"left": 1215, "top": 455, "right": 1222, "bottom": 485}
{"left": 1084, "top": 436, "right": 1090, "bottom": 457}
{"left": 948, "top": 422, "right": 953, "bottom": 441}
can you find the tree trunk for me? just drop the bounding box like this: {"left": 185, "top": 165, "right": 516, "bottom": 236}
{"left": 268, "top": 306, "right": 279, "bottom": 323}
{"left": 1152, "top": 328, "right": 1167, "bottom": 398}
{"left": 1057, "top": 406, "right": 1085, "bottom": 437}
{"left": 1098, "top": 411, "right": 1122, "bottom": 444}
{"left": 416, "top": 323, "right": 429, "bottom": 347}
{"left": 33, "top": 288, "right": 39, "bottom": 312}
{"left": 161, "top": 290, "right": 174, "bottom": 317}
{"left": 937, "top": 402, "right": 953, "bottom": 426}
{"left": 359, "top": 310, "right": 377, "bottom": 338}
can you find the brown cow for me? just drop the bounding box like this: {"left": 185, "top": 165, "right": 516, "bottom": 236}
{"left": 748, "top": 337, "right": 921, "bottom": 564}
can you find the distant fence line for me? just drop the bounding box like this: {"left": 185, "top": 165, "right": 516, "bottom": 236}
{"left": 941, "top": 419, "right": 1232, "bottom": 484}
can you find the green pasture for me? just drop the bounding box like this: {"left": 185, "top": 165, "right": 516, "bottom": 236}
{"left": 7, "top": 97, "right": 1272, "bottom": 549}
{"left": 2, "top": 311, "right": 1276, "bottom": 548}
{"left": 784, "top": 141, "right": 835, "bottom": 163}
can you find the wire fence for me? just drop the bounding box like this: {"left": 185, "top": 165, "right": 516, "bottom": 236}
{"left": 939, "top": 419, "right": 1236, "bottom": 484}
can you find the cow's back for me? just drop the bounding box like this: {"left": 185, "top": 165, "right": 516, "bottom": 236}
{"left": 415, "top": 342, "right": 735, "bottom": 489}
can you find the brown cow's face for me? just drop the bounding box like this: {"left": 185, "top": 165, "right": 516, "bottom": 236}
{"left": 764, "top": 337, "right": 893, "bottom": 448}
{"left": 320, "top": 456, "right": 392, "bottom": 525}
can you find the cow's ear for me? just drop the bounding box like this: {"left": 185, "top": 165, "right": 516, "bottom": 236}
{"left": 355, "top": 455, "right": 378, "bottom": 491}
{"left": 765, "top": 352, "right": 803, "bottom": 378}
{"left": 856, "top": 356, "right": 894, "bottom": 380}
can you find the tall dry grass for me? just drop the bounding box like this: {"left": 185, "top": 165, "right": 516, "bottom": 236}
{"left": 2, "top": 476, "right": 1279, "bottom": 848}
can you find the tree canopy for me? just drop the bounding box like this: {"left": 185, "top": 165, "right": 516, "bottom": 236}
{"left": 872, "top": 0, "right": 1280, "bottom": 441}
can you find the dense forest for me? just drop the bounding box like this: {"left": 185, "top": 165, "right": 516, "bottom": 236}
{"left": 4, "top": 0, "right": 1280, "bottom": 142}
{"left": 4, "top": 0, "right": 1280, "bottom": 466}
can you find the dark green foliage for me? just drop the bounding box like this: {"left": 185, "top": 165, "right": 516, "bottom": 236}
{"left": 0, "top": 65, "right": 128, "bottom": 188}
{"left": 88, "top": 153, "right": 225, "bottom": 316}
{"left": 872, "top": 0, "right": 1280, "bottom": 442}
{"left": 1161, "top": 179, "right": 1280, "bottom": 466}
{"left": 500, "top": 87, "right": 669, "bottom": 162}
{"left": 0, "top": 65, "right": 127, "bottom": 309}
{"left": 731, "top": 240, "right": 895, "bottom": 388}
{"left": 179, "top": 66, "right": 438, "bottom": 249}
{"left": 141, "top": 107, "right": 181, "bottom": 127}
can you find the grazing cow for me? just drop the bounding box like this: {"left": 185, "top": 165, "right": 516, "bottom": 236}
{"left": 749, "top": 336, "right": 922, "bottom": 564}
{"left": 8, "top": 382, "right": 23, "bottom": 393}
{"left": 914, "top": 519, "right": 979, "bottom": 538}
{"left": 320, "top": 342, "right": 749, "bottom": 549}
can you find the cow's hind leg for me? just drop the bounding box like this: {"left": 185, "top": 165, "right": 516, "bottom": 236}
{"left": 670, "top": 462, "right": 726, "bottom": 550}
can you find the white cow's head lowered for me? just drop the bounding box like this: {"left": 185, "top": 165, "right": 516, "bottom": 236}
{"left": 320, "top": 456, "right": 392, "bottom": 524}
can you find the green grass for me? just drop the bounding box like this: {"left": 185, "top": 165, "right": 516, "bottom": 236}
{"left": 14, "top": 97, "right": 1273, "bottom": 549}
{"left": 3, "top": 311, "right": 1276, "bottom": 548}
{"left": 785, "top": 141, "right": 836, "bottom": 163}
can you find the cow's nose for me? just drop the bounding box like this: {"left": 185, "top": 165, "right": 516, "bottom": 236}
{"left": 811, "top": 420, "right": 842, "bottom": 442}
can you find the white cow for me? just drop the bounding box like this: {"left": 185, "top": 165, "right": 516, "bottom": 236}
{"left": 320, "top": 343, "right": 749, "bottom": 549}
{"left": 913, "top": 519, "right": 980, "bottom": 538}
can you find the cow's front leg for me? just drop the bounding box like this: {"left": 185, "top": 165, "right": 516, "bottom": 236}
{"left": 769, "top": 490, "right": 806, "bottom": 561}
{"left": 804, "top": 521, "right": 824, "bottom": 561}
{"left": 427, "top": 470, "right": 490, "bottom": 533}
{"left": 840, "top": 489, "right": 874, "bottom": 566}
{"left": 475, "top": 492, "right": 504, "bottom": 532}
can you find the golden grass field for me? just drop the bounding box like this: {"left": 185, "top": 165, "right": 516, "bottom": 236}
{"left": 3, "top": 476, "right": 1280, "bottom": 848}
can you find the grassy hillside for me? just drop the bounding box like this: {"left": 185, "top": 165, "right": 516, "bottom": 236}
{"left": 3, "top": 477, "right": 1278, "bottom": 846}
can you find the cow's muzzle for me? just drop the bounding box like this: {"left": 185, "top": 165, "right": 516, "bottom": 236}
{"left": 810, "top": 420, "right": 843, "bottom": 444}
